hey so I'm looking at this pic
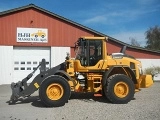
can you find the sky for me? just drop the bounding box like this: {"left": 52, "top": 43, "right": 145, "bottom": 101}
{"left": 0, "top": 0, "right": 160, "bottom": 46}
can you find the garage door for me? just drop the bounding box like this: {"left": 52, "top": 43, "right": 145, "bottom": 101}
{"left": 13, "top": 47, "right": 50, "bottom": 83}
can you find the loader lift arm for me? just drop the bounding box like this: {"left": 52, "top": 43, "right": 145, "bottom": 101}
{"left": 10, "top": 59, "right": 47, "bottom": 103}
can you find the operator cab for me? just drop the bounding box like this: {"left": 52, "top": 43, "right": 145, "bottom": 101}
{"left": 75, "top": 37, "right": 103, "bottom": 66}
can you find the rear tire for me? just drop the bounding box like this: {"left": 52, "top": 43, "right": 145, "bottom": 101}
{"left": 104, "top": 74, "right": 135, "bottom": 104}
{"left": 39, "top": 75, "right": 71, "bottom": 107}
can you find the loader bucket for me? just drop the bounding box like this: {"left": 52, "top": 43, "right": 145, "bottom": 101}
{"left": 140, "top": 75, "right": 153, "bottom": 88}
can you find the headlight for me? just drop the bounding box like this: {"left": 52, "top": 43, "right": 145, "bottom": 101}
{"left": 137, "top": 64, "right": 143, "bottom": 75}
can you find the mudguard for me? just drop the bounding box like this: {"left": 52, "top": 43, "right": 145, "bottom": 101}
{"left": 102, "top": 66, "right": 137, "bottom": 86}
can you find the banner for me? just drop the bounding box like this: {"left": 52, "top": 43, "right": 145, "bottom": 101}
{"left": 17, "top": 28, "right": 48, "bottom": 43}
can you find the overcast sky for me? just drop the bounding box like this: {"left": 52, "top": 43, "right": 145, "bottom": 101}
{"left": 1, "top": 0, "right": 160, "bottom": 46}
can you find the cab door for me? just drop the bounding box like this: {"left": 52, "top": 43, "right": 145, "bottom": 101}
{"left": 74, "top": 39, "right": 104, "bottom": 72}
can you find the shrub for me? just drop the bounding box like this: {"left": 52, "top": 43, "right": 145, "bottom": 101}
{"left": 144, "top": 66, "right": 160, "bottom": 76}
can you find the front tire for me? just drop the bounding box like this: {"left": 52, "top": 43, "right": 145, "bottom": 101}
{"left": 104, "top": 74, "right": 135, "bottom": 104}
{"left": 39, "top": 75, "right": 71, "bottom": 107}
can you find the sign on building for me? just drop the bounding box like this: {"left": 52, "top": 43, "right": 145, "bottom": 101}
{"left": 17, "top": 27, "right": 48, "bottom": 43}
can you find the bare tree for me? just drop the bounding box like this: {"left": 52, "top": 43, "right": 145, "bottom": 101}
{"left": 130, "top": 37, "right": 140, "bottom": 47}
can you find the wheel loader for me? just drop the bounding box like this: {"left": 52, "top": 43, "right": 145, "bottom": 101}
{"left": 9, "top": 37, "right": 153, "bottom": 107}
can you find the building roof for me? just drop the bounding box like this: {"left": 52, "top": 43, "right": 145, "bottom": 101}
{"left": 0, "top": 4, "right": 160, "bottom": 54}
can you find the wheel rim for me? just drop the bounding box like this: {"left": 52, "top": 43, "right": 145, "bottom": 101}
{"left": 46, "top": 83, "right": 64, "bottom": 100}
{"left": 114, "top": 82, "right": 129, "bottom": 98}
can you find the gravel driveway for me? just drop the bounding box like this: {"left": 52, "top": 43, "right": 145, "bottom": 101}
{"left": 0, "top": 82, "right": 160, "bottom": 120}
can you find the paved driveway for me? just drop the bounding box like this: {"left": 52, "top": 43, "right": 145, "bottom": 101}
{"left": 0, "top": 82, "right": 160, "bottom": 120}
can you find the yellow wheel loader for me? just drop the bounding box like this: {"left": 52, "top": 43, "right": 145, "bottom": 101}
{"left": 9, "top": 37, "right": 153, "bottom": 107}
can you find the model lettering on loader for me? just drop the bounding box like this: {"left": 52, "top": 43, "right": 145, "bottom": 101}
{"left": 9, "top": 37, "right": 153, "bottom": 107}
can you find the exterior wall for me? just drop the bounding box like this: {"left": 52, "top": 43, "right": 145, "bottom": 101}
{"left": 138, "top": 59, "right": 160, "bottom": 70}
{"left": 126, "top": 47, "right": 160, "bottom": 59}
{"left": 107, "top": 40, "right": 160, "bottom": 59}
{"left": 0, "top": 46, "right": 70, "bottom": 84}
{"left": 138, "top": 59, "right": 160, "bottom": 81}
{"left": 0, "top": 46, "right": 13, "bottom": 85}
{"left": 0, "top": 8, "right": 94, "bottom": 47}
{"left": 107, "top": 40, "right": 122, "bottom": 54}
{"left": 51, "top": 47, "right": 70, "bottom": 67}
